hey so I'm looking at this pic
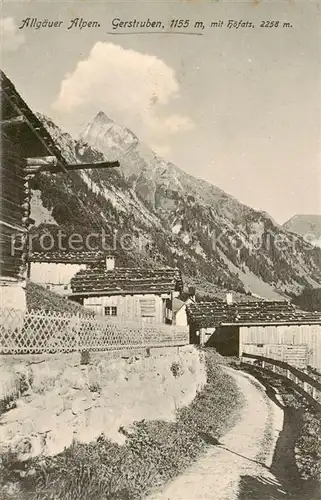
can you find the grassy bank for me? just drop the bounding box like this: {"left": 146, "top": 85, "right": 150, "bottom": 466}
{"left": 26, "top": 281, "right": 94, "bottom": 315}
{"left": 0, "top": 349, "right": 244, "bottom": 500}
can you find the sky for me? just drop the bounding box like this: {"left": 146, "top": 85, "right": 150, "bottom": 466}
{"left": 1, "top": 0, "right": 321, "bottom": 224}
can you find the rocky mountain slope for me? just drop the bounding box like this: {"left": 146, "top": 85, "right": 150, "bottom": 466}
{"left": 283, "top": 215, "right": 321, "bottom": 248}
{"left": 29, "top": 112, "right": 321, "bottom": 299}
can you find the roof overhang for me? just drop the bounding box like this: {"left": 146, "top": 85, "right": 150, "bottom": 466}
{"left": 1, "top": 70, "right": 120, "bottom": 174}
{"left": 1, "top": 70, "right": 67, "bottom": 172}
{"left": 221, "top": 321, "right": 321, "bottom": 327}
{"left": 69, "top": 290, "right": 170, "bottom": 298}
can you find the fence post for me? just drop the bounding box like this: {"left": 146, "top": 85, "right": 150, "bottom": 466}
{"left": 141, "top": 320, "right": 144, "bottom": 347}
{"left": 312, "top": 386, "right": 316, "bottom": 400}
{"left": 75, "top": 312, "right": 80, "bottom": 352}
{"left": 303, "top": 369, "right": 308, "bottom": 392}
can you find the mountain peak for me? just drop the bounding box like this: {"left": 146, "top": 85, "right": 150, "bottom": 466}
{"left": 35, "top": 111, "right": 321, "bottom": 298}
{"left": 283, "top": 214, "right": 321, "bottom": 243}
{"left": 285, "top": 214, "right": 321, "bottom": 223}
{"left": 93, "top": 111, "right": 114, "bottom": 125}
{"left": 80, "top": 110, "right": 138, "bottom": 163}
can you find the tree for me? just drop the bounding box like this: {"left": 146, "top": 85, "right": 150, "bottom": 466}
{"left": 293, "top": 287, "right": 321, "bottom": 312}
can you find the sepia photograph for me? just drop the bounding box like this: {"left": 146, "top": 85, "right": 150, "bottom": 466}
{"left": 0, "top": 0, "right": 320, "bottom": 499}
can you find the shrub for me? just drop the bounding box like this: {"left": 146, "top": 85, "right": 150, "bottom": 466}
{"left": 80, "top": 350, "right": 90, "bottom": 366}
{"left": 0, "top": 395, "right": 17, "bottom": 417}
{"left": 170, "top": 361, "right": 183, "bottom": 378}
{"left": 88, "top": 383, "right": 101, "bottom": 393}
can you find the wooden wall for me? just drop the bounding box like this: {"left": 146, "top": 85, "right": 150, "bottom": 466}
{"left": 240, "top": 324, "right": 321, "bottom": 371}
{"left": 30, "top": 262, "right": 86, "bottom": 286}
{"left": 84, "top": 294, "right": 165, "bottom": 324}
{"left": 0, "top": 133, "right": 28, "bottom": 282}
{"left": 175, "top": 307, "right": 188, "bottom": 326}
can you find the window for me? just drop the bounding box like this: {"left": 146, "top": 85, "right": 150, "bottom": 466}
{"left": 104, "top": 306, "right": 117, "bottom": 316}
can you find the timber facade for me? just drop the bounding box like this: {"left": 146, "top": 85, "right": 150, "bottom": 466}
{"left": 187, "top": 298, "right": 321, "bottom": 370}
{"left": 69, "top": 257, "right": 184, "bottom": 324}
{"left": 0, "top": 70, "right": 66, "bottom": 309}
{"left": 0, "top": 70, "right": 119, "bottom": 310}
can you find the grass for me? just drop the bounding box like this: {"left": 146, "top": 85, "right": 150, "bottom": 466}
{"left": 26, "top": 281, "right": 94, "bottom": 316}
{"left": 0, "top": 372, "right": 34, "bottom": 418}
{"left": 0, "top": 348, "right": 244, "bottom": 500}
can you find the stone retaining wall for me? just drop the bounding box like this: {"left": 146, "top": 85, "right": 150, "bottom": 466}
{"left": 0, "top": 346, "right": 206, "bottom": 460}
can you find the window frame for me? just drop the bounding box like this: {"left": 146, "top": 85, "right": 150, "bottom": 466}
{"left": 104, "top": 306, "right": 117, "bottom": 317}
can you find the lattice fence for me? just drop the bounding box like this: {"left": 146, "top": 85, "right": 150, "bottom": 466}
{"left": 0, "top": 308, "right": 190, "bottom": 354}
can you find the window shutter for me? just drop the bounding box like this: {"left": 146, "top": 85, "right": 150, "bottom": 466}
{"left": 139, "top": 298, "right": 156, "bottom": 317}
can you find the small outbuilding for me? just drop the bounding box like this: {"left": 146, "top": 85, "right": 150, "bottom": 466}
{"left": 187, "top": 297, "right": 321, "bottom": 370}
{"left": 69, "top": 256, "right": 184, "bottom": 324}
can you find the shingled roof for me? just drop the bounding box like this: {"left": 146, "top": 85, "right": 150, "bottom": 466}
{"left": 69, "top": 266, "right": 183, "bottom": 296}
{"left": 29, "top": 251, "right": 105, "bottom": 264}
{"left": 187, "top": 300, "right": 321, "bottom": 328}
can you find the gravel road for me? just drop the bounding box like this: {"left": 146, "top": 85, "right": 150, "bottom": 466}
{"left": 148, "top": 366, "right": 288, "bottom": 500}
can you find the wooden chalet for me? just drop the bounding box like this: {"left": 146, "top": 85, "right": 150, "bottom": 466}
{"left": 187, "top": 298, "right": 321, "bottom": 370}
{"left": 0, "top": 70, "right": 119, "bottom": 310}
{"left": 69, "top": 256, "right": 184, "bottom": 324}
{"left": 27, "top": 250, "right": 106, "bottom": 296}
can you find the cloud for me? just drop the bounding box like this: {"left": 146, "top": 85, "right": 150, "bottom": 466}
{"left": 53, "top": 42, "right": 194, "bottom": 154}
{"left": 0, "top": 17, "right": 25, "bottom": 51}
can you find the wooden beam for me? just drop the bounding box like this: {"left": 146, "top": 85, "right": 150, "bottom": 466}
{"left": 2, "top": 90, "right": 67, "bottom": 173}
{"left": 25, "top": 160, "right": 120, "bottom": 175}
{"left": 25, "top": 156, "right": 58, "bottom": 174}
{"left": 25, "top": 167, "right": 51, "bottom": 175}
{"left": 26, "top": 156, "right": 58, "bottom": 167}
{"left": 0, "top": 115, "right": 27, "bottom": 128}
{"left": 0, "top": 220, "right": 26, "bottom": 233}
{"left": 65, "top": 161, "right": 120, "bottom": 171}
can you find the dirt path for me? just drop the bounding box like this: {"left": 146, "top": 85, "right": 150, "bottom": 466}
{"left": 148, "top": 366, "right": 289, "bottom": 500}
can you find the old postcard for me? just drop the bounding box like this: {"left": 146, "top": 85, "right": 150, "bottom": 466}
{"left": 0, "top": 0, "right": 321, "bottom": 499}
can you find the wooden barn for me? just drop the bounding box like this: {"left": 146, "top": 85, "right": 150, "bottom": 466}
{"left": 187, "top": 298, "right": 321, "bottom": 370}
{"left": 69, "top": 256, "right": 184, "bottom": 324}
{"left": 0, "top": 70, "right": 119, "bottom": 310}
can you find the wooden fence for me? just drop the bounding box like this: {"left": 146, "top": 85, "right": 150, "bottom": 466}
{"left": 241, "top": 352, "right": 321, "bottom": 411}
{"left": 0, "top": 308, "right": 190, "bottom": 354}
{"left": 240, "top": 343, "right": 309, "bottom": 369}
